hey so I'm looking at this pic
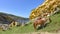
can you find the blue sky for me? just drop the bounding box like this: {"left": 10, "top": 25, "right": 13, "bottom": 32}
{"left": 0, "top": 0, "right": 45, "bottom": 18}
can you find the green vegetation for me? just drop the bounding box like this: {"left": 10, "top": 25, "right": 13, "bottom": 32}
{"left": 0, "top": 13, "right": 60, "bottom": 34}
{"left": 41, "top": 13, "right": 60, "bottom": 32}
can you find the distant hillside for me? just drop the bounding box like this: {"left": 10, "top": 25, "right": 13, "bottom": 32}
{"left": 0, "top": 12, "right": 29, "bottom": 24}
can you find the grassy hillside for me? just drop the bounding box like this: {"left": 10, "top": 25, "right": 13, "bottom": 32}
{"left": 0, "top": 13, "right": 60, "bottom": 34}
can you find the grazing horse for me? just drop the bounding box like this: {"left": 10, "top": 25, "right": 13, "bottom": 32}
{"left": 33, "top": 17, "right": 51, "bottom": 30}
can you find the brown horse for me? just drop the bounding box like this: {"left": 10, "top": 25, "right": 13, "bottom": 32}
{"left": 33, "top": 17, "right": 51, "bottom": 30}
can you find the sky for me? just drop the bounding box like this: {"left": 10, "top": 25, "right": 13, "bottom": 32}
{"left": 0, "top": 0, "right": 45, "bottom": 18}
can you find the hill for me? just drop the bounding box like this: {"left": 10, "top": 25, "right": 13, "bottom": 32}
{"left": 29, "top": 0, "right": 60, "bottom": 20}
{"left": 0, "top": 12, "right": 29, "bottom": 25}
{"left": 0, "top": 12, "right": 60, "bottom": 34}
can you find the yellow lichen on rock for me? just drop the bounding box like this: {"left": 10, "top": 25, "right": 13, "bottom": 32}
{"left": 29, "top": 0, "right": 60, "bottom": 20}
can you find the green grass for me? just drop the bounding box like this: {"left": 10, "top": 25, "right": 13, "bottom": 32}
{"left": 0, "top": 13, "right": 60, "bottom": 34}
{"left": 39, "top": 13, "right": 60, "bottom": 32}
{"left": 0, "top": 24, "right": 35, "bottom": 34}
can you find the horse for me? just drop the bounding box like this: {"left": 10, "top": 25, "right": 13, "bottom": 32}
{"left": 33, "top": 17, "right": 51, "bottom": 30}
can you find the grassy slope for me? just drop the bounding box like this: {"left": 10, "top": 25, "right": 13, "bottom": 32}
{"left": 0, "top": 13, "right": 60, "bottom": 34}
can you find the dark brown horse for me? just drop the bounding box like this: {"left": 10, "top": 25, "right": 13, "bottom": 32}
{"left": 33, "top": 17, "right": 51, "bottom": 30}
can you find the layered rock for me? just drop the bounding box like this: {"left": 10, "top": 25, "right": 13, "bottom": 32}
{"left": 29, "top": 0, "right": 60, "bottom": 20}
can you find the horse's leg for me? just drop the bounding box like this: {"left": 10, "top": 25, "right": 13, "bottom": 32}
{"left": 49, "top": 18, "right": 51, "bottom": 22}
{"left": 41, "top": 24, "right": 45, "bottom": 29}
{"left": 33, "top": 23, "right": 37, "bottom": 31}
